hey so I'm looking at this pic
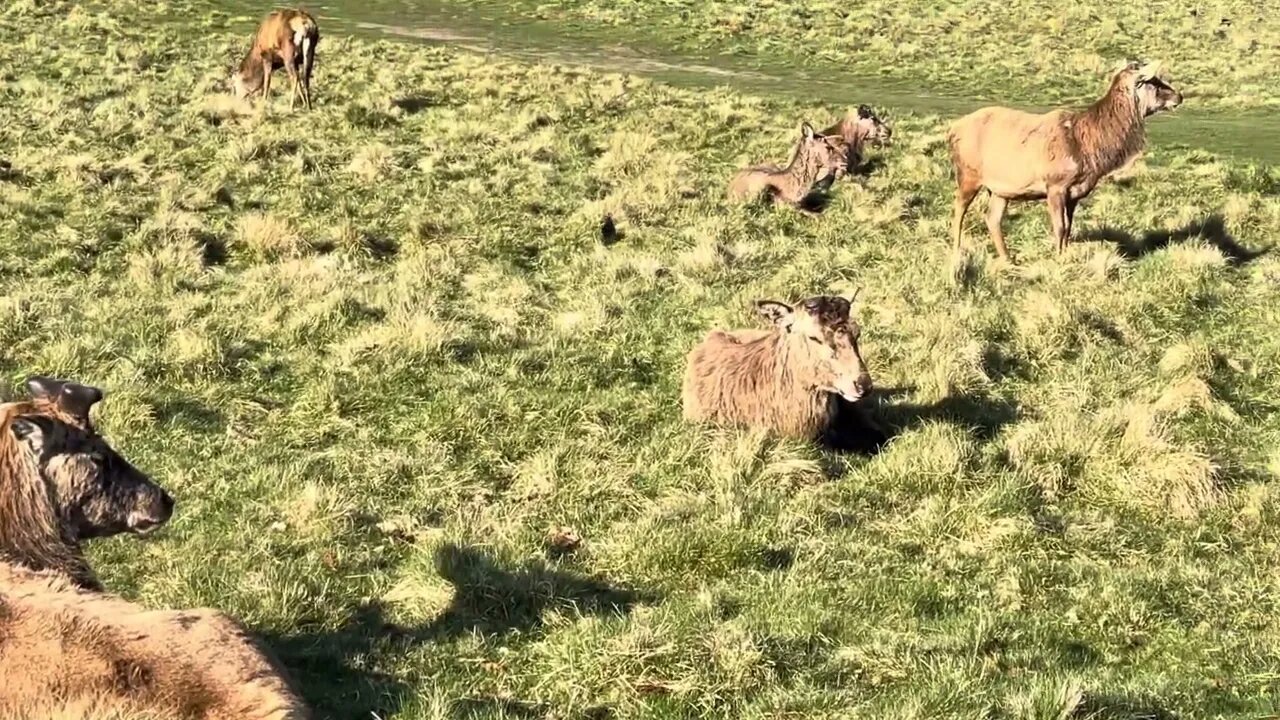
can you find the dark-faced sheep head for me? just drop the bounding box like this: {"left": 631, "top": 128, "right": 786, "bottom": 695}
{"left": 852, "top": 104, "right": 892, "bottom": 145}
{"left": 755, "top": 295, "right": 874, "bottom": 403}
{"left": 13, "top": 377, "right": 175, "bottom": 540}
{"left": 1117, "top": 61, "right": 1183, "bottom": 116}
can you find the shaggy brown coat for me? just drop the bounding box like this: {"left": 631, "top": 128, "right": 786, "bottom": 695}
{"left": 231, "top": 8, "right": 320, "bottom": 110}
{"left": 682, "top": 295, "right": 873, "bottom": 440}
{"left": 818, "top": 104, "right": 892, "bottom": 180}
{"left": 948, "top": 61, "right": 1182, "bottom": 261}
{"left": 0, "top": 379, "right": 173, "bottom": 591}
{"left": 727, "top": 122, "right": 846, "bottom": 208}
{"left": 0, "top": 561, "right": 310, "bottom": 720}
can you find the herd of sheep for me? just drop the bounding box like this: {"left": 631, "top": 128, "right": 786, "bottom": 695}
{"left": 0, "top": 5, "right": 1189, "bottom": 718}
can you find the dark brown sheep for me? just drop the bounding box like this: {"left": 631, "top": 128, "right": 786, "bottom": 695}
{"left": 230, "top": 8, "right": 320, "bottom": 110}
{"left": 819, "top": 104, "right": 892, "bottom": 180}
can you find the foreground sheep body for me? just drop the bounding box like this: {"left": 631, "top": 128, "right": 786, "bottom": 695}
{"left": 0, "top": 562, "right": 310, "bottom": 720}
{"left": 682, "top": 295, "right": 874, "bottom": 443}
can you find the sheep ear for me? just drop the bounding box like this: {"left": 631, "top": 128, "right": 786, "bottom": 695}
{"left": 857, "top": 105, "right": 873, "bottom": 119}
{"left": 1138, "top": 61, "right": 1163, "bottom": 80}
{"left": 800, "top": 122, "right": 816, "bottom": 140}
{"left": 755, "top": 300, "right": 795, "bottom": 328}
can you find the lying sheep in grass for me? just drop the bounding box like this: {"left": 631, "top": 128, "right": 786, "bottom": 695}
{"left": 818, "top": 105, "right": 893, "bottom": 181}
{"left": 0, "top": 378, "right": 310, "bottom": 720}
{"left": 727, "top": 122, "right": 847, "bottom": 210}
{"left": 683, "top": 295, "right": 883, "bottom": 450}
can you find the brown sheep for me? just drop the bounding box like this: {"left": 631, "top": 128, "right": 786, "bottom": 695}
{"left": 949, "top": 61, "right": 1182, "bottom": 261}
{"left": 0, "top": 561, "right": 310, "bottom": 720}
{"left": 0, "top": 377, "right": 174, "bottom": 591}
{"left": 818, "top": 104, "right": 893, "bottom": 181}
{"left": 682, "top": 295, "right": 875, "bottom": 445}
{"left": 0, "top": 378, "right": 311, "bottom": 719}
{"left": 727, "top": 122, "right": 847, "bottom": 209}
{"left": 230, "top": 8, "right": 320, "bottom": 110}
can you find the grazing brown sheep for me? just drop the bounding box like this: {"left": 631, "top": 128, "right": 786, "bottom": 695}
{"left": 0, "top": 377, "right": 174, "bottom": 591}
{"left": 230, "top": 8, "right": 320, "bottom": 110}
{"left": 0, "top": 561, "right": 311, "bottom": 720}
{"left": 949, "top": 61, "right": 1182, "bottom": 261}
{"left": 682, "top": 295, "right": 875, "bottom": 444}
{"left": 819, "top": 104, "right": 892, "bottom": 180}
{"left": 727, "top": 122, "right": 847, "bottom": 209}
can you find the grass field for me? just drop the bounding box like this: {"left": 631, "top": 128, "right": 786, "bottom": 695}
{"left": 448, "top": 0, "right": 1280, "bottom": 111}
{"left": 6, "top": 1, "right": 1280, "bottom": 718}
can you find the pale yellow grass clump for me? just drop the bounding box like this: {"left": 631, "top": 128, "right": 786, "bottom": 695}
{"left": 590, "top": 129, "right": 693, "bottom": 218}
{"left": 127, "top": 210, "right": 208, "bottom": 291}
{"left": 911, "top": 312, "right": 990, "bottom": 398}
{"left": 1007, "top": 402, "right": 1220, "bottom": 518}
{"left": 282, "top": 481, "right": 356, "bottom": 541}
{"left": 233, "top": 212, "right": 310, "bottom": 260}
{"left": 342, "top": 312, "right": 456, "bottom": 359}
{"left": 346, "top": 143, "right": 396, "bottom": 182}
{"left": 860, "top": 422, "right": 976, "bottom": 493}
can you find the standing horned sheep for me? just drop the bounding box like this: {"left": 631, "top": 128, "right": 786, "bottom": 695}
{"left": 949, "top": 61, "right": 1182, "bottom": 261}
{"left": 230, "top": 8, "right": 320, "bottom": 110}
{"left": 682, "top": 295, "right": 878, "bottom": 448}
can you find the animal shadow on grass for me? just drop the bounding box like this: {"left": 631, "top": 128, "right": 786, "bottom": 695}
{"left": 1070, "top": 692, "right": 1179, "bottom": 719}
{"left": 823, "top": 386, "right": 1020, "bottom": 456}
{"left": 797, "top": 190, "right": 835, "bottom": 214}
{"left": 391, "top": 95, "right": 436, "bottom": 113}
{"left": 264, "top": 543, "right": 655, "bottom": 719}
{"left": 849, "top": 156, "right": 887, "bottom": 178}
{"left": 1080, "top": 214, "right": 1268, "bottom": 265}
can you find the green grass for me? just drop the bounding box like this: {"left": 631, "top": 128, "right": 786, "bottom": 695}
{"left": 442, "top": 0, "right": 1280, "bottom": 111}
{"left": 5, "top": 1, "right": 1280, "bottom": 718}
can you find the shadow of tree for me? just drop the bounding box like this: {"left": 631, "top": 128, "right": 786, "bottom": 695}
{"left": 424, "top": 543, "right": 657, "bottom": 640}
{"left": 262, "top": 544, "right": 656, "bottom": 719}
{"left": 1079, "top": 214, "right": 1268, "bottom": 265}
